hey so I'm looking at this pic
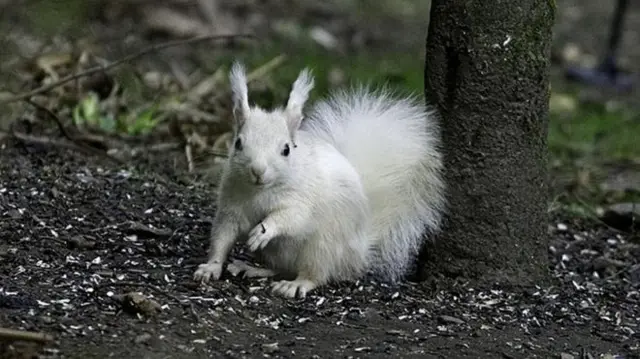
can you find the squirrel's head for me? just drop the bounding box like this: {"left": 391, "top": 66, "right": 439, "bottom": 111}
{"left": 226, "top": 61, "right": 314, "bottom": 188}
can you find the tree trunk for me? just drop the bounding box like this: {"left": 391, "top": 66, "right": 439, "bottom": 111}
{"left": 419, "top": 0, "right": 555, "bottom": 287}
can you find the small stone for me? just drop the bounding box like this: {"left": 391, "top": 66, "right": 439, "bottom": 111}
{"left": 135, "top": 333, "right": 152, "bottom": 344}
{"left": 438, "top": 315, "right": 465, "bottom": 325}
{"left": 557, "top": 223, "right": 568, "bottom": 231}
{"left": 262, "top": 342, "right": 279, "bottom": 353}
{"left": 7, "top": 209, "right": 23, "bottom": 219}
{"left": 559, "top": 353, "right": 575, "bottom": 359}
{"left": 113, "top": 292, "right": 162, "bottom": 317}
{"left": 67, "top": 235, "right": 96, "bottom": 250}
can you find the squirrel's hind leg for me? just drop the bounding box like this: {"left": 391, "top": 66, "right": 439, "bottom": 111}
{"left": 227, "top": 259, "right": 276, "bottom": 278}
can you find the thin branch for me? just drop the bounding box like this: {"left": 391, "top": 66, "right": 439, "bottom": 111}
{"left": 245, "top": 54, "right": 287, "bottom": 83}
{"left": 142, "top": 142, "right": 183, "bottom": 152}
{"left": 169, "top": 60, "right": 191, "bottom": 90}
{"left": 210, "top": 54, "right": 287, "bottom": 103}
{"left": 9, "top": 131, "right": 124, "bottom": 165}
{"left": 0, "top": 33, "right": 255, "bottom": 104}
{"left": 25, "top": 99, "right": 76, "bottom": 141}
{"left": 185, "top": 142, "right": 195, "bottom": 173}
{"left": 25, "top": 99, "right": 125, "bottom": 151}
{"left": 0, "top": 327, "right": 54, "bottom": 343}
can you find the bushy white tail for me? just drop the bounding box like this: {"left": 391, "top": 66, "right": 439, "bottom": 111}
{"left": 301, "top": 86, "right": 445, "bottom": 282}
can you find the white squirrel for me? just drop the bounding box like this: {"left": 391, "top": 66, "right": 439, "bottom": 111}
{"left": 193, "top": 62, "right": 445, "bottom": 298}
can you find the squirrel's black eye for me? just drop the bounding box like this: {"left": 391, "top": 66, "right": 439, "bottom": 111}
{"left": 234, "top": 138, "right": 242, "bottom": 151}
{"left": 281, "top": 143, "right": 290, "bottom": 157}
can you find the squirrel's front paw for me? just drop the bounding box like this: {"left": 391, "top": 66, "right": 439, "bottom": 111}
{"left": 193, "top": 262, "right": 223, "bottom": 283}
{"left": 247, "top": 221, "right": 275, "bottom": 252}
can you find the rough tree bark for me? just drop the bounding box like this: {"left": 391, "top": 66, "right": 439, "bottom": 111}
{"left": 419, "top": 0, "right": 555, "bottom": 287}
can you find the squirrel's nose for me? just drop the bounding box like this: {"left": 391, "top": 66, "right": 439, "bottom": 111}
{"left": 250, "top": 165, "right": 266, "bottom": 183}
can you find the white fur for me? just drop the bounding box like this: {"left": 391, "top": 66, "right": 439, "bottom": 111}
{"left": 193, "top": 62, "right": 445, "bottom": 297}
{"left": 302, "top": 86, "right": 445, "bottom": 281}
{"left": 285, "top": 68, "right": 314, "bottom": 146}
{"left": 229, "top": 62, "right": 250, "bottom": 121}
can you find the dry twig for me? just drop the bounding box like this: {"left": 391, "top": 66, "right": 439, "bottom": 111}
{"left": 10, "top": 100, "right": 124, "bottom": 164}
{"left": 185, "top": 141, "right": 195, "bottom": 172}
{"left": 141, "top": 142, "right": 183, "bottom": 153}
{"left": 245, "top": 54, "right": 287, "bottom": 83}
{"left": 169, "top": 60, "right": 191, "bottom": 90}
{"left": 9, "top": 131, "right": 124, "bottom": 164}
{"left": 0, "top": 327, "right": 54, "bottom": 343}
{"left": 25, "top": 99, "right": 76, "bottom": 141}
{"left": 25, "top": 99, "right": 122, "bottom": 152}
{"left": 0, "top": 33, "right": 255, "bottom": 104}
{"left": 210, "top": 54, "right": 287, "bottom": 104}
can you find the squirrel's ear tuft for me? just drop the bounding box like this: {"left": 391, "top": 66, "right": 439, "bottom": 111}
{"left": 229, "top": 61, "right": 250, "bottom": 129}
{"left": 285, "top": 68, "right": 314, "bottom": 146}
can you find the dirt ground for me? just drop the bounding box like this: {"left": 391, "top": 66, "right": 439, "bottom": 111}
{"left": 1, "top": 1, "right": 640, "bottom": 358}
{"left": 1, "top": 144, "right": 638, "bottom": 359}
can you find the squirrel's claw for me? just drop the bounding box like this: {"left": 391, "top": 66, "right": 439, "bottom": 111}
{"left": 270, "top": 278, "right": 317, "bottom": 299}
{"left": 193, "top": 262, "right": 223, "bottom": 283}
{"left": 247, "top": 221, "right": 274, "bottom": 252}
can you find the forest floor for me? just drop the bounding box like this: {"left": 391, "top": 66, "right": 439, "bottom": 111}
{"left": 1, "top": 144, "right": 639, "bottom": 359}
{"left": 1, "top": 1, "right": 639, "bottom": 358}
